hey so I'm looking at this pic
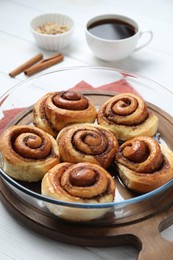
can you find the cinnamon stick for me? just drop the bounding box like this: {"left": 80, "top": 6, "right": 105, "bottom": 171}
{"left": 9, "top": 53, "right": 43, "bottom": 77}
{"left": 24, "top": 53, "right": 64, "bottom": 76}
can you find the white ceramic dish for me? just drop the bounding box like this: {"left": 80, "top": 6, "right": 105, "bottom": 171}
{"left": 30, "top": 13, "right": 75, "bottom": 51}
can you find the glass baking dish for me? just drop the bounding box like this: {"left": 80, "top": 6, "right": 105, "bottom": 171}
{"left": 0, "top": 66, "right": 173, "bottom": 225}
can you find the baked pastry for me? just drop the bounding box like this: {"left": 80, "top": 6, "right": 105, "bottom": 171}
{"left": 33, "top": 91, "right": 97, "bottom": 137}
{"left": 57, "top": 123, "right": 119, "bottom": 168}
{"left": 41, "top": 162, "right": 116, "bottom": 222}
{"left": 0, "top": 125, "right": 60, "bottom": 182}
{"left": 115, "top": 136, "right": 173, "bottom": 193}
{"left": 97, "top": 93, "right": 159, "bottom": 141}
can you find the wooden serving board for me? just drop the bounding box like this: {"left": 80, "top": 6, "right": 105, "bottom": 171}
{"left": 1, "top": 91, "right": 173, "bottom": 259}
{"left": 1, "top": 178, "right": 173, "bottom": 260}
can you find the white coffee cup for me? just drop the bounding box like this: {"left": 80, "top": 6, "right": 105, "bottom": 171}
{"left": 85, "top": 14, "right": 153, "bottom": 61}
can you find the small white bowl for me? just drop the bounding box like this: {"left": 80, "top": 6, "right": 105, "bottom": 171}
{"left": 30, "top": 13, "right": 75, "bottom": 51}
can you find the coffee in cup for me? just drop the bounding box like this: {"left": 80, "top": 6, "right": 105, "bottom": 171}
{"left": 85, "top": 14, "right": 153, "bottom": 61}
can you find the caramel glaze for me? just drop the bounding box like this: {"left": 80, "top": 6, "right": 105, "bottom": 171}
{"left": 69, "top": 168, "right": 97, "bottom": 186}
{"left": 122, "top": 140, "right": 148, "bottom": 163}
{"left": 100, "top": 93, "right": 148, "bottom": 126}
{"left": 41, "top": 162, "right": 116, "bottom": 221}
{"left": 115, "top": 136, "right": 163, "bottom": 173}
{"left": 68, "top": 168, "right": 113, "bottom": 198}
{"left": 57, "top": 124, "right": 119, "bottom": 169}
{"left": 0, "top": 125, "right": 60, "bottom": 182}
{"left": 97, "top": 96, "right": 159, "bottom": 141}
{"left": 101, "top": 102, "right": 149, "bottom": 126}
{"left": 33, "top": 91, "right": 97, "bottom": 137}
{"left": 51, "top": 162, "right": 115, "bottom": 200}
{"left": 8, "top": 126, "right": 58, "bottom": 160}
{"left": 53, "top": 91, "right": 89, "bottom": 110}
{"left": 115, "top": 136, "right": 173, "bottom": 193}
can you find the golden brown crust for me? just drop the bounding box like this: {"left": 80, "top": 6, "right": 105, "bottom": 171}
{"left": 115, "top": 136, "right": 173, "bottom": 193}
{"left": 33, "top": 91, "right": 97, "bottom": 137}
{"left": 97, "top": 93, "right": 158, "bottom": 141}
{"left": 56, "top": 123, "right": 119, "bottom": 168}
{"left": 41, "top": 162, "right": 116, "bottom": 221}
{"left": 0, "top": 125, "right": 60, "bottom": 182}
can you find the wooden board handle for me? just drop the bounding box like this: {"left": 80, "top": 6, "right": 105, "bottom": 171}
{"left": 133, "top": 206, "right": 173, "bottom": 260}
{"left": 1, "top": 177, "right": 173, "bottom": 258}
{"left": 138, "top": 238, "right": 173, "bottom": 260}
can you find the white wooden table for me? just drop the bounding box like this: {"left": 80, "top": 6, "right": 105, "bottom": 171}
{"left": 0, "top": 0, "right": 173, "bottom": 259}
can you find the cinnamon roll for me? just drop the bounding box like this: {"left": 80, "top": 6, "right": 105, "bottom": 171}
{"left": 57, "top": 123, "right": 119, "bottom": 168}
{"left": 115, "top": 136, "right": 173, "bottom": 193}
{"left": 41, "top": 162, "right": 116, "bottom": 222}
{"left": 33, "top": 91, "right": 97, "bottom": 137}
{"left": 97, "top": 93, "right": 158, "bottom": 141}
{"left": 0, "top": 125, "right": 60, "bottom": 182}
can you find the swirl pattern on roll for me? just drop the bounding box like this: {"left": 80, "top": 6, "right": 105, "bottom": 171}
{"left": 115, "top": 136, "right": 173, "bottom": 193}
{"left": 41, "top": 162, "right": 116, "bottom": 221}
{"left": 57, "top": 123, "right": 119, "bottom": 168}
{"left": 97, "top": 93, "right": 159, "bottom": 141}
{"left": 33, "top": 91, "right": 97, "bottom": 137}
{"left": 0, "top": 125, "right": 60, "bottom": 182}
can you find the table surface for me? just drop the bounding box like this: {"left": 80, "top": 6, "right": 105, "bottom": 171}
{"left": 0, "top": 0, "right": 173, "bottom": 259}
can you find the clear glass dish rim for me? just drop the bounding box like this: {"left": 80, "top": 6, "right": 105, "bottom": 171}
{"left": 0, "top": 65, "right": 173, "bottom": 209}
